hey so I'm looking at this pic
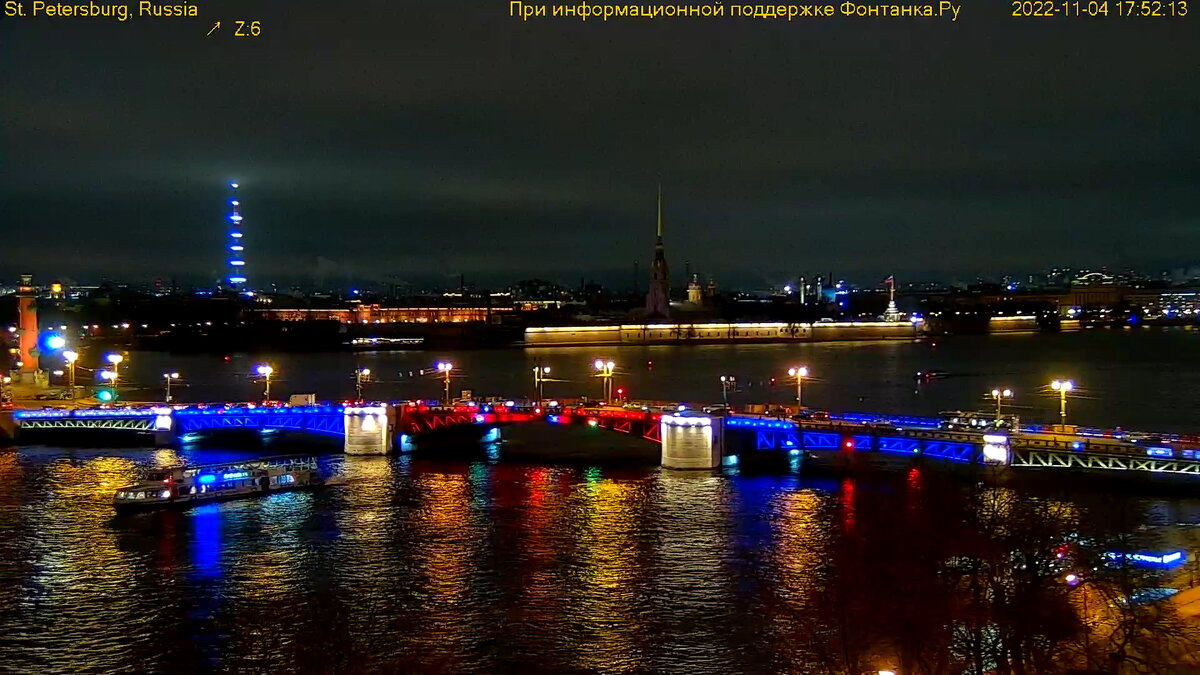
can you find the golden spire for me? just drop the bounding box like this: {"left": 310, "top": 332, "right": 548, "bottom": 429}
{"left": 656, "top": 184, "right": 663, "bottom": 240}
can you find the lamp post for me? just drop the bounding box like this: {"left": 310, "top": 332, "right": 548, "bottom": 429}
{"left": 990, "top": 387, "right": 1013, "bottom": 424}
{"left": 593, "top": 359, "right": 615, "bottom": 401}
{"left": 355, "top": 368, "right": 371, "bottom": 400}
{"left": 163, "top": 372, "right": 180, "bottom": 403}
{"left": 62, "top": 350, "right": 78, "bottom": 400}
{"left": 1050, "top": 379, "right": 1074, "bottom": 426}
{"left": 787, "top": 366, "right": 809, "bottom": 410}
{"left": 720, "top": 375, "right": 735, "bottom": 408}
{"left": 105, "top": 353, "right": 123, "bottom": 400}
{"left": 533, "top": 365, "right": 550, "bottom": 406}
{"left": 256, "top": 364, "right": 274, "bottom": 402}
{"left": 436, "top": 361, "right": 454, "bottom": 404}
{"left": 99, "top": 369, "right": 117, "bottom": 402}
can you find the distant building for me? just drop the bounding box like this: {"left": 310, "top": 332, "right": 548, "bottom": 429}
{"left": 687, "top": 274, "right": 702, "bottom": 304}
{"left": 644, "top": 187, "right": 670, "bottom": 319}
{"left": 254, "top": 304, "right": 512, "bottom": 324}
{"left": 1073, "top": 270, "right": 1115, "bottom": 286}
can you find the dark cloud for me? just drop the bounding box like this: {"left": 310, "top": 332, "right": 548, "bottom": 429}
{"left": 2, "top": 1, "right": 1196, "bottom": 288}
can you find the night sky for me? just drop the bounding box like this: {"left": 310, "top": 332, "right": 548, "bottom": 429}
{"left": 1, "top": 1, "right": 1196, "bottom": 289}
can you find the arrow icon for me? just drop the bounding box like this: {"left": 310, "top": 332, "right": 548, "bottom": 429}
{"left": 206, "top": 21, "right": 220, "bottom": 36}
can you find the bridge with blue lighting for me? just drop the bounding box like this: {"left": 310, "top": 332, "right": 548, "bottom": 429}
{"left": 5, "top": 399, "right": 1200, "bottom": 478}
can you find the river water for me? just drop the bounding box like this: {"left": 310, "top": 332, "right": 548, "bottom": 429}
{"left": 3, "top": 329, "right": 1200, "bottom": 673}
{"left": 106, "top": 328, "right": 1200, "bottom": 432}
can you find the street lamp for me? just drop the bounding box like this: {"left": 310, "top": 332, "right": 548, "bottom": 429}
{"left": 593, "top": 359, "right": 615, "bottom": 401}
{"left": 719, "top": 375, "right": 736, "bottom": 408}
{"left": 355, "top": 367, "right": 371, "bottom": 400}
{"left": 105, "top": 353, "right": 123, "bottom": 400}
{"left": 62, "top": 350, "right": 78, "bottom": 400}
{"left": 436, "top": 361, "right": 454, "bottom": 404}
{"left": 787, "top": 365, "right": 809, "bottom": 410}
{"left": 1050, "top": 379, "right": 1074, "bottom": 426}
{"left": 163, "top": 372, "right": 180, "bottom": 403}
{"left": 990, "top": 388, "right": 1013, "bottom": 424}
{"left": 532, "top": 365, "right": 551, "bottom": 406}
{"left": 256, "top": 364, "right": 274, "bottom": 402}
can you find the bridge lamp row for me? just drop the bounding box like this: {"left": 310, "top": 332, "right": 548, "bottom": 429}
{"left": 106, "top": 353, "right": 123, "bottom": 365}
{"left": 662, "top": 415, "right": 712, "bottom": 427}
{"left": 982, "top": 433, "right": 1010, "bottom": 464}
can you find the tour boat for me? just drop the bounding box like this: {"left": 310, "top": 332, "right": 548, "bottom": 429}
{"left": 113, "top": 455, "right": 322, "bottom": 512}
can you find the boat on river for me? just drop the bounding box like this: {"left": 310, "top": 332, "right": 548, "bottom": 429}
{"left": 113, "top": 455, "right": 322, "bottom": 512}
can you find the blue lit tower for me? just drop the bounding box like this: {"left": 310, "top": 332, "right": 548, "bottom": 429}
{"left": 225, "top": 181, "right": 247, "bottom": 289}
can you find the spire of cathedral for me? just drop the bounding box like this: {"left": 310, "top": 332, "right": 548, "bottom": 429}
{"left": 656, "top": 184, "right": 663, "bottom": 240}
{"left": 644, "top": 185, "right": 670, "bottom": 319}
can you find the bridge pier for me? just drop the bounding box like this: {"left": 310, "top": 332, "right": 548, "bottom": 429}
{"left": 153, "top": 407, "right": 177, "bottom": 447}
{"left": 660, "top": 415, "right": 725, "bottom": 470}
{"left": 344, "top": 406, "right": 393, "bottom": 455}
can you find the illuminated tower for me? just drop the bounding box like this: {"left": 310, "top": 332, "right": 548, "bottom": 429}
{"left": 884, "top": 275, "right": 901, "bottom": 321}
{"left": 644, "top": 186, "right": 670, "bottom": 319}
{"left": 225, "top": 181, "right": 247, "bottom": 289}
{"left": 16, "top": 275, "right": 38, "bottom": 374}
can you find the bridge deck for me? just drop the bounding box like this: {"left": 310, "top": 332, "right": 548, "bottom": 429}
{"left": 9, "top": 400, "right": 1200, "bottom": 477}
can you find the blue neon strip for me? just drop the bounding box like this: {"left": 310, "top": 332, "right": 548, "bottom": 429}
{"left": 801, "top": 431, "right": 839, "bottom": 449}
{"left": 830, "top": 412, "right": 942, "bottom": 428}
{"left": 15, "top": 409, "right": 158, "bottom": 419}
{"left": 726, "top": 417, "right": 795, "bottom": 430}
{"left": 174, "top": 405, "right": 343, "bottom": 416}
{"left": 878, "top": 437, "right": 921, "bottom": 454}
{"left": 1105, "top": 550, "right": 1187, "bottom": 569}
{"left": 922, "top": 442, "right": 976, "bottom": 463}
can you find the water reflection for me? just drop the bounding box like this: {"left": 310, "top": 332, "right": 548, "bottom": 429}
{"left": 0, "top": 446, "right": 1197, "bottom": 673}
{"left": 575, "top": 475, "right": 645, "bottom": 671}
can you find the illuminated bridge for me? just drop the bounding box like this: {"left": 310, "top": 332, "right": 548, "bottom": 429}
{"left": 5, "top": 401, "right": 1200, "bottom": 478}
